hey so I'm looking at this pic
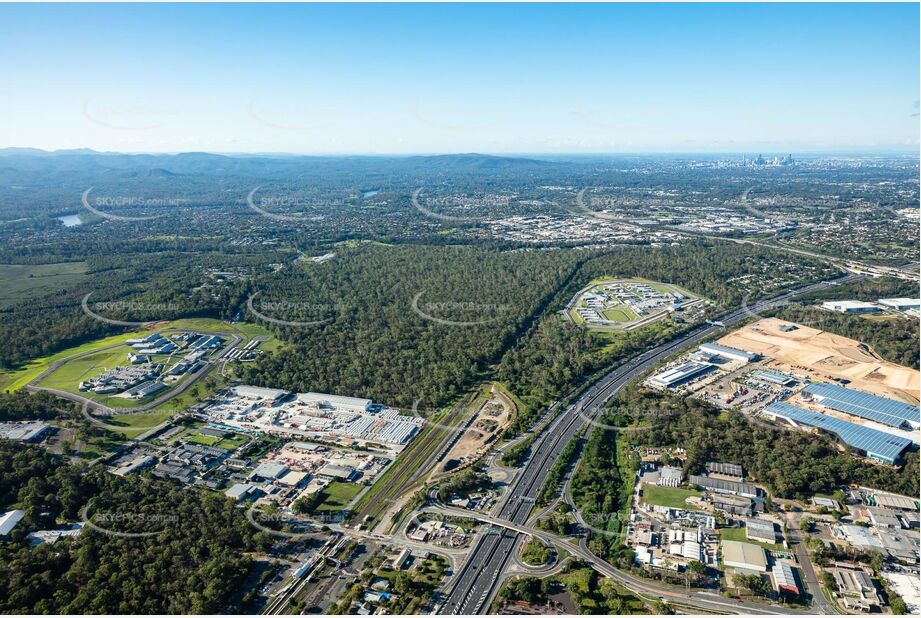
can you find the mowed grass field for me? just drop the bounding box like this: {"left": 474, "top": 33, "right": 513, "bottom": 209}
{"left": 0, "top": 262, "right": 88, "bottom": 308}
{"left": 187, "top": 430, "right": 248, "bottom": 450}
{"left": 600, "top": 305, "right": 639, "bottom": 322}
{"left": 0, "top": 319, "right": 276, "bottom": 392}
{"left": 640, "top": 484, "right": 703, "bottom": 509}
{"left": 314, "top": 481, "right": 364, "bottom": 513}
{"left": 35, "top": 345, "right": 189, "bottom": 409}
{"left": 719, "top": 525, "right": 785, "bottom": 552}
{"left": 105, "top": 410, "right": 176, "bottom": 439}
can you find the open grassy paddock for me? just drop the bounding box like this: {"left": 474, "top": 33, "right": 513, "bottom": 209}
{"left": 314, "top": 481, "right": 364, "bottom": 514}
{"left": 1, "top": 318, "right": 275, "bottom": 393}
{"left": 0, "top": 262, "right": 89, "bottom": 309}
{"left": 640, "top": 484, "right": 703, "bottom": 509}
{"left": 35, "top": 344, "right": 192, "bottom": 409}
{"left": 1, "top": 330, "right": 151, "bottom": 392}
{"left": 718, "top": 525, "right": 786, "bottom": 552}
{"left": 105, "top": 410, "right": 176, "bottom": 439}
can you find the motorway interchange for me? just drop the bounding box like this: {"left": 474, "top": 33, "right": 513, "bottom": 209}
{"left": 430, "top": 276, "right": 858, "bottom": 615}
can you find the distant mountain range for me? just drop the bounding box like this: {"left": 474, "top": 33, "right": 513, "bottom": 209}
{"left": 0, "top": 149, "right": 564, "bottom": 182}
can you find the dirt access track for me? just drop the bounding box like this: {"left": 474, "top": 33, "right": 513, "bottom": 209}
{"left": 718, "top": 317, "right": 920, "bottom": 403}
{"left": 430, "top": 384, "right": 513, "bottom": 480}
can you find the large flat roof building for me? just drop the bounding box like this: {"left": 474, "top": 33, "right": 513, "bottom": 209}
{"left": 821, "top": 300, "right": 881, "bottom": 314}
{"left": 750, "top": 370, "right": 796, "bottom": 387}
{"left": 711, "top": 493, "right": 760, "bottom": 517}
{"left": 232, "top": 385, "right": 288, "bottom": 402}
{"left": 0, "top": 510, "right": 24, "bottom": 536}
{"left": 878, "top": 298, "right": 921, "bottom": 311}
{"left": 871, "top": 493, "right": 919, "bottom": 512}
{"left": 832, "top": 569, "right": 881, "bottom": 611}
{"left": 802, "top": 383, "right": 920, "bottom": 430}
{"left": 705, "top": 462, "right": 743, "bottom": 480}
{"left": 699, "top": 342, "right": 759, "bottom": 363}
{"left": 657, "top": 466, "right": 683, "bottom": 488}
{"left": 722, "top": 540, "right": 767, "bottom": 573}
{"left": 249, "top": 462, "right": 288, "bottom": 480}
{"left": 746, "top": 518, "right": 778, "bottom": 544}
{"left": 648, "top": 361, "right": 714, "bottom": 388}
{"left": 772, "top": 562, "right": 799, "bottom": 595}
{"left": 689, "top": 474, "right": 760, "bottom": 498}
{"left": 766, "top": 402, "right": 913, "bottom": 464}
{"left": 299, "top": 392, "right": 372, "bottom": 412}
{"left": 0, "top": 422, "right": 50, "bottom": 442}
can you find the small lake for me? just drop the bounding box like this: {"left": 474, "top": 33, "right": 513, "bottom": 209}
{"left": 57, "top": 214, "right": 83, "bottom": 227}
{"left": 362, "top": 189, "right": 380, "bottom": 199}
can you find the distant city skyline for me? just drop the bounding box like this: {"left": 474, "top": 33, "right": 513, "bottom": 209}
{"left": 1, "top": 3, "right": 918, "bottom": 154}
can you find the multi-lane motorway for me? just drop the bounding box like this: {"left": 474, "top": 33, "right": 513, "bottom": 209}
{"left": 440, "top": 275, "right": 857, "bottom": 615}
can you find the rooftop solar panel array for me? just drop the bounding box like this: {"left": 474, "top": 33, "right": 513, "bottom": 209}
{"left": 766, "top": 402, "right": 912, "bottom": 463}
{"left": 803, "top": 383, "right": 920, "bottom": 428}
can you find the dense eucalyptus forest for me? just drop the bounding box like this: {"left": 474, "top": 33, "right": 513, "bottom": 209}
{"left": 0, "top": 443, "right": 272, "bottom": 614}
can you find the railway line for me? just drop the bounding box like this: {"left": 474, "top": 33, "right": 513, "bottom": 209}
{"left": 350, "top": 391, "right": 478, "bottom": 529}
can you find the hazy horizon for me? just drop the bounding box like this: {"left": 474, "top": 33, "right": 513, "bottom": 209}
{"left": 1, "top": 3, "right": 918, "bottom": 154}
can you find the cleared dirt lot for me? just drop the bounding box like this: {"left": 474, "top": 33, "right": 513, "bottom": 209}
{"left": 432, "top": 384, "right": 512, "bottom": 479}
{"left": 718, "top": 317, "right": 919, "bottom": 403}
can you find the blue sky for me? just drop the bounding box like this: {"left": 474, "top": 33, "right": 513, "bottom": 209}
{"left": 1, "top": 3, "right": 918, "bottom": 154}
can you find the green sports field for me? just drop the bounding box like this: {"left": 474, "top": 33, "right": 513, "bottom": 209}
{"left": 600, "top": 306, "right": 639, "bottom": 322}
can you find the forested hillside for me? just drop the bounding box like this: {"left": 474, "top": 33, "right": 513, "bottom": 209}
{"left": 0, "top": 444, "right": 272, "bottom": 613}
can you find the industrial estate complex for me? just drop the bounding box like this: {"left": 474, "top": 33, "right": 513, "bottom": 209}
{"left": 646, "top": 317, "right": 919, "bottom": 465}
{"left": 201, "top": 385, "right": 424, "bottom": 450}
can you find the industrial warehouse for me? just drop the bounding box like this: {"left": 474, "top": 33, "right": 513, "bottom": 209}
{"left": 645, "top": 316, "right": 919, "bottom": 466}
{"left": 765, "top": 402, "right": 913, "bottom": 464}
{"left": 200, "top": 385, "right": 424, "bottom": 451}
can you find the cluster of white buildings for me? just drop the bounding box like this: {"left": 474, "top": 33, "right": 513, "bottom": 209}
{"left": 79, "top": 363, "right": 161, "bottom": 395}
{"left": 821, "top": 298, "right": 920, "bottom": 317}
{"left": 126, "top": 332, "right": 178, "bottom": 355}
{"left": 202, "top": 386, "right": 423, "bottom": 450}
{"left": 575, "top": 280, "right": 695, "bottom": 327}
{"left": 647, "top": 342, "right": 759, "bottom": 390}
{"left": 485, "top": 215, "right": 644, "bottom": 244}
